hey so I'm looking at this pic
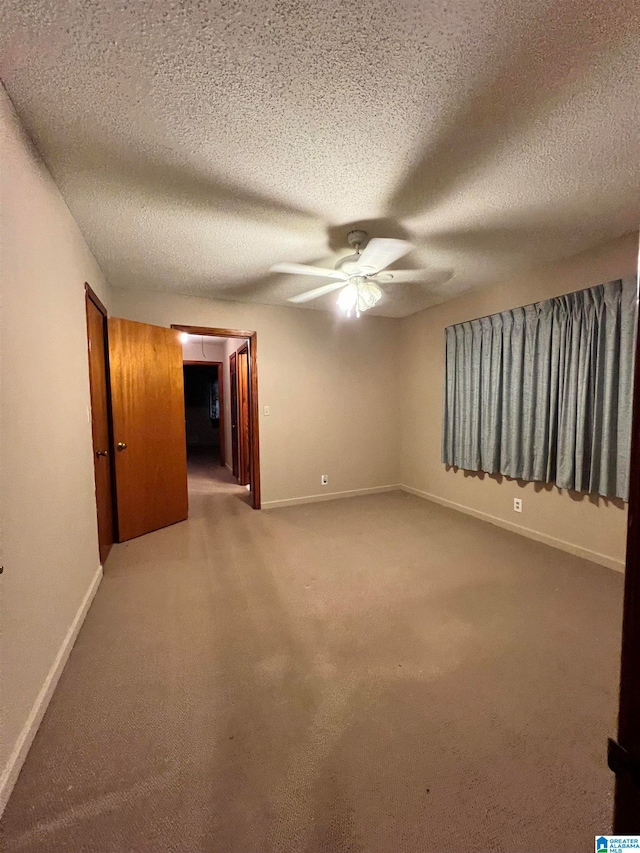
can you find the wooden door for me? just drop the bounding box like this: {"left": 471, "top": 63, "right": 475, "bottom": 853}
{"left": 237, "top": 345, "right": 251, "bottom": 486}
{"left": 85, "top": 288, "right": 114, "bottom": 564}
{"left": 230, "top": 351, "right": 239, "bottom": 478}
{"left": 108, "top": 318, "right": 188, "bottom": 541}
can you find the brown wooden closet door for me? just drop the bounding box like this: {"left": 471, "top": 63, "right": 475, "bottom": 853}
{"left": 86, "top": 295, "right": 114, "bottom": 563}
{"left": 108, "top": 318, "right": 188, "bottom": 541}
{"left": 230, "top": 351, "right": 239, "bottom": 478}
{"left": 237, "top": 346, "right": 251, "bottom": 486}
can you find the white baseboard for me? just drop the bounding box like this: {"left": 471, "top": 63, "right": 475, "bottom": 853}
{"left": 262, "top": 484, "right": 401, "bottom": 509}
{"left": 399, "top": 485, "right": 624, "bottom": 572}
{"left": 0, "top": 564, "right": 103, "bottom": 815}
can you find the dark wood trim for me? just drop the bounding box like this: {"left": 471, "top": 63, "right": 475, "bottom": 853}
{"left": 84, "top": 282, "right": 108, "bottom": 318}
{"left": 217, "top": 361, "right": 225, "bottom": 468}
{"left": 172, "top": 324, "right": 256, "bottom": 340}
{"left": 248, "top": 332, "right": 261, "bottom": 510}
{"left": 613, "top": 277, "right": 640, "bottom": 832}
{"left": 84, "top": 282, "right": 119, "bottom": 550}
{"left": 230, "top": 351, "right": 239, "bottom": 479}
{"left": 182, "top": 360, "right": 225, "bottom": 467}
{"left": 171, "top": 324, "right": 261, "bottom": 509}
{"left": 236, "top": 343, "right": 251, "bottom": 486}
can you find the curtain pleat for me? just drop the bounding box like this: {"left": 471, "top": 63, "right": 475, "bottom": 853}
{"left": 442, "top": 278, "right": 637, "bottom": 500}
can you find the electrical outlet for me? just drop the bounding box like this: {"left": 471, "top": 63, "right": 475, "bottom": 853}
{"left": 263, "top": 405, "right": 270, "bottom": 416}
{"left": 321, "top": 474, "right": 328, "bottom": 486}
{"left": 514, "top": 498, "right": 522, "bottom": 513}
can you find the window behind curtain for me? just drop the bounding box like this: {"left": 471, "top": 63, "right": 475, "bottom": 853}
{"left": 442, "top": 278, "right": 637, "bottom": 500}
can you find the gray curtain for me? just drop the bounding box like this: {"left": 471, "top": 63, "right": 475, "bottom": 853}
{"left": 442, "top": 277, "right": 637, "bottom": 500}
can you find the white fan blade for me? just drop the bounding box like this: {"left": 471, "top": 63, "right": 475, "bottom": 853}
{"left": 356, "top": 238, "right": 413, "bottom": 273}
{"left": 288, "top": 280, "right": 348, "bottom": 303}
{"left": 378, "top": 269, "right": 432, "bottom": 283}
{"left": 270, "top": 262, "right": 347, "bottom": 280}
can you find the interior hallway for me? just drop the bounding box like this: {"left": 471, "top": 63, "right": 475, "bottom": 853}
{"left": 0, "top": 475, "right": 623, "bottom": 852}
{"left": 185, "top": 447, "right": 244, "bottom": 496}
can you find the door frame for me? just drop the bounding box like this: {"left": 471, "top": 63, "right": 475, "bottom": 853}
{"left": 229, "top": 351, "right": 239, "bottom": 479}
{"left": 236, "top": 342, "right": 251, "bottom": 487}
{"left": 172, "top": 325, "right": 261, "bottom": 509}
{"left": 612, "top": 266, "right": 640, "bottom": 831}
{"left": 183, "top": 360, "right": 225, "bottom": 467}
{"left": 84, "top": 282, "right": 118, "bottom": 551}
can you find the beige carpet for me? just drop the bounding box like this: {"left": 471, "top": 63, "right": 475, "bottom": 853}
{"left": 1, "top": 463, "right": 624, "bottom": 852}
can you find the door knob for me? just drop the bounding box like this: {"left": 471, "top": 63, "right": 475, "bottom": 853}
{"left": 117, "top": 442, "right": 127, "bottom": 451}
{"left": 96, "top": 449, "right": 109, "bottom": 457}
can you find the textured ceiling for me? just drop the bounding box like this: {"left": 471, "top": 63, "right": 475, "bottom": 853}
{"left": 1, "top": 0, "right": 638, "bottom": 317}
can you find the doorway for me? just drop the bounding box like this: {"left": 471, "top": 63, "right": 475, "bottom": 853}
{"left": 85, "top": 283, "right": 115, "bottom": 563}
{"left": 183, "top": 361, "right": 224, "bottom": 473}
{"left": 173, "top": 324, "right": 261, "bottom": 509}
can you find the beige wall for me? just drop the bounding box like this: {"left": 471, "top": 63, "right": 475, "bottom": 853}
{"left": 400, "top": 231, "right": 639, "bottom": 570}
{"left": 0, "top": 86, "right": 111, "bottom": 808}
{"left": 181, "top": 335, "right": 226, "bottom": 364}
{"left": 112, "top": 289, "right": 402, "bottom": 505}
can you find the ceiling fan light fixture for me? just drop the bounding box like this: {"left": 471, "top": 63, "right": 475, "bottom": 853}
{"left": 335, "top": 252, "right": 361, "bottom": 275}
{"left": 337, "top": 277, "right": 382, "bottom": 318}
{"left": 280, "top": 232, "right": 413, "bottom": 310}
{"left": 336, "top": 281, "right": 358, "bottom": 314}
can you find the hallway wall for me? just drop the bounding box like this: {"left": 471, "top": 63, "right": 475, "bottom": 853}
{"left": 181, "top": 336, "right": 226, "bottom": 363}
{"left": 0, "top": 86, "right": 112, "bottom": 809}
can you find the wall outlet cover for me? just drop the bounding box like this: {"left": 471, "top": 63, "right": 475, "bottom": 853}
{"left": 514, "top": 498, "right": 522, "bottom": 513}
{"left": 321, "top": 474, "right": 328, "bottom": 486}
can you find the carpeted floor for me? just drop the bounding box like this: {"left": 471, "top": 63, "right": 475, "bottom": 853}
{"left": 1, "top": 462, "right": 624, "bottom": 852}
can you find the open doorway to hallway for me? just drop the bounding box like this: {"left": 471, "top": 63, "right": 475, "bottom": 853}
{"left": 183, "top": 361, "right": 223, "bottom": 470}
{"left": 177, "top": 327, "right": 261, "bottom": 508}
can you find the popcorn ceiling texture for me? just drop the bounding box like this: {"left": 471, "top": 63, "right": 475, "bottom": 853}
{"left": 0, "top": 0, "right": 638, "bottom": 317}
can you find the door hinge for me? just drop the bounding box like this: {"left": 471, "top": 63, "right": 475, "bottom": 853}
{"left": 608, "top": 738, "right": 640, "bottom": 785}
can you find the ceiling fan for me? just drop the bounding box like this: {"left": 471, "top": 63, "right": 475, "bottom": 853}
{"left": 270, "top": 230, "right": 429, "bottom": 317}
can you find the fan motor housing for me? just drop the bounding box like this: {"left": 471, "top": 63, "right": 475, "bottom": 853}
{"left": 347, "top": 230, "right": 367, "bottom": 249}
{"left": 335, "top": 230, "right": 369, "bottom": 274}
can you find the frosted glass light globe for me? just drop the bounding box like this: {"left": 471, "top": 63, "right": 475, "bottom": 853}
{"left": 337, "top": 281, "right": 359, "bottom": 313}
{"left": 337, "top": 277, "right": 382, "bottom": 317}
